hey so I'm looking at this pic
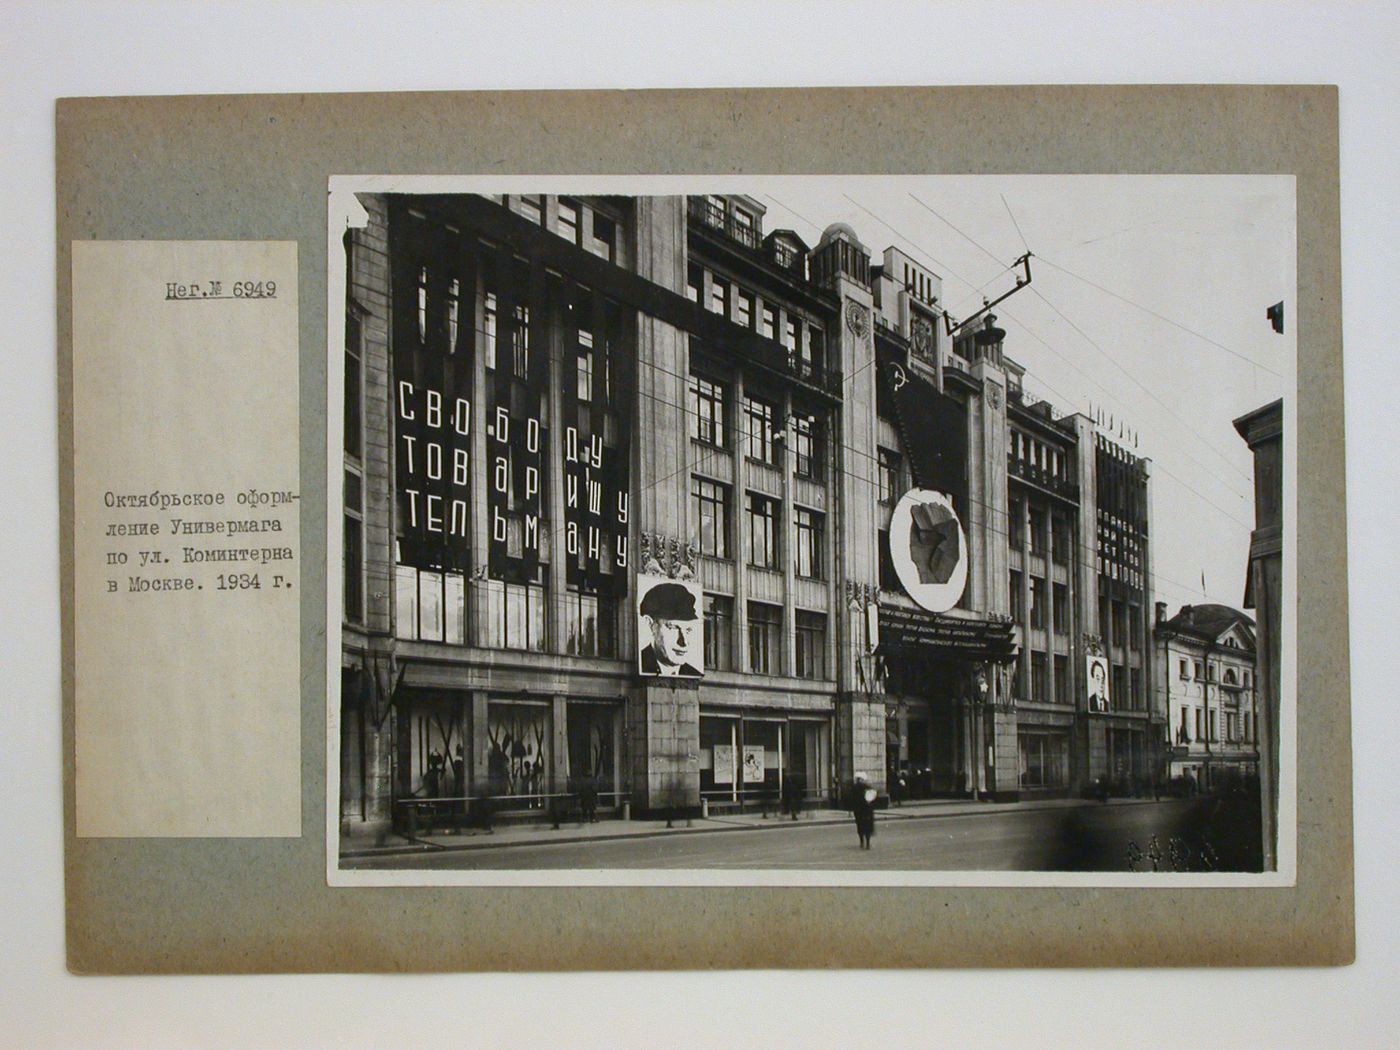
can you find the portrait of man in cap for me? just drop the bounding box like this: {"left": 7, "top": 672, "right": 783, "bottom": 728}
{"left": 637, "top": 577, "right": 703, "bottom": 678}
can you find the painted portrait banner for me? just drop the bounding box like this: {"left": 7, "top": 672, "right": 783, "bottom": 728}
{"left": 636, "top": 573, "right": 704, "bottom": 678}
{"left": 1087, "top": 654, "right": 1111, "bottom": 713}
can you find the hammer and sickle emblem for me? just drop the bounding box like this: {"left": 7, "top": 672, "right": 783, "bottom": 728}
{"left": 891, "top": 363, "right": 907, "bottom": 391}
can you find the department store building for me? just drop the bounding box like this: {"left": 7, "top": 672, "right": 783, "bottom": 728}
{"left": 337, "top": 191, "right": 1160, "bottom": 835}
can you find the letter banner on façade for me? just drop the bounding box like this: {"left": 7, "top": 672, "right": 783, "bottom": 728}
{"left": 390, "top": 209, "right": 475, "bottom": 572}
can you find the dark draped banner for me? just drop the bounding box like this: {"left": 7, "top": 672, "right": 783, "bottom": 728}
{"left": 485, "top": 251, "right": 548, "bottom": 584}
{"left": 561, "top": 279, "right": 633, "bottom": 597}
{"left": 390, "top": 213, "right": 475, "bottom": 572}
{"left": 882, "top": 357, "right": 969, "bottom": 524}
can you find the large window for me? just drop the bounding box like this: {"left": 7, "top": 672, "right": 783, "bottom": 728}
{"left": 748, "top": 601, "right": 782, "bottom": 674}
{"left": 746, "top": 493, "right": 780, "bottom": 569}
{"left": 792, "top": 411, "right": 823, "bottom": 479}
{"left": 1009, "top": 497, "right": 1025, "bottom": 548}
{"left": 793, "top": 507, "right": 824, "bottom": 579}
{"left": 556, "top": 197, "right": 580, "bottom": 243}
{"left": 1054, "top": 654, "right": 1069, "bottom": 704}
{"left": 709, "top": 275, "right": 729, "bottom": 316}
{"left": 689, "top": 373, "right": 727, "bottom": 448}
{"left": 563, "top": 589, "right": 617, "bottom": 658}
{"left": 744, "top": 394, "right": 779, "bottom": 464}
{"left": 344, "top": 470, "right": 364, "bottom": 625}
{"left": 1112, "top": 665, "right": 1128, "bottom": 711}
{"left": 761, "top": 303, "right": 777, "bottom": 341}
{"left": 801, "top": 325, "right": 824, "bottom": 375}
{"left": 483, "top": 289, "right": 498, "bottom": 370}
{"left": 516, "top": 194, "right": 543, "bottom": 225}
{"left": 1052, "top": 582, "right": 1068, "bottom": 635}
{"left": 344, "top": 313, "right": 362, "bottom": 459}
{"left": 1029, "top": 576, "right": 1046, "bottom": 629}
{"left": 879, "top": 528, "right": 899, "bottom": 592}
{"left": 1031, "top": 652, "right": 1047, "bottom": 702}
{"left": 732, "top": 207, "right": 757, "bottom": 247}
{"left": 692, "top": 476, "right": 730, "bottom": 558}
{"left": 394, "top": 548, "right": 467, "bottom": 645}
{"left": 704, "top": 594, "right": 734, "bottom": 671}
{"left": 487, "top": 698, "right": 549, "bottom": 803}
{"left": 1052, "top": 516, "right": 1070, "bottom": 564}
{"left": 878, "top": 447, "right": 901, "bottom": 504}
{"left": 576, "top": 330, "right": 594, "bottom": 402}
{"left": 1010, "top": 570, "right": 1024, "bottom": 624}
{"left": 566, "top": 701, "right": 617, "bottom": 794}
{"left": 795, "top": 611, "right": 827, "bottom": 679}
{"left": 480, "top": 579, "right": 546, "bottom": 651}
{"left": 591, "top": 212, "right": 617, "bottom": 263}
{"left": 1019, "top": 732, "right": 1070, "bottom": 789}
{"left": 1028, "top": 508, "right": 1046, "bottom": 556}
{"left": 737, "top": 289, "right": 755, "bottom": 329}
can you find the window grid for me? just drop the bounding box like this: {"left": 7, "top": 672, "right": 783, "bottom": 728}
{"left": 748, "top": 602, "right": 781, "bottom": 675}
{"left": 794, "top": 507, "right": 824, "bottom": 579}
{"left": 746, "top": 493, "right": 780, "bottom": 570}
{"left": 692, "top": 476, "right": 730, "bottom": 559}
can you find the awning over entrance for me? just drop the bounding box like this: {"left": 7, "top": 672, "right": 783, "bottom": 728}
{"left": 877, "top": 604, "right": 1018, "bottom": 663}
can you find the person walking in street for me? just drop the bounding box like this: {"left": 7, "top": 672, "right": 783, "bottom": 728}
{"left": 850, "top": 772, "right": 877, "bottom": 849}
{"left": 578, "top": 774, "right": 599, "bottom": 824}
{"left": 782, "top": 770, "right": 806, "bottom": 821}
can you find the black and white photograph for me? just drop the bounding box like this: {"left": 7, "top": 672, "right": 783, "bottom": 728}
{"left": 329, "top": 175, "right": 1294, "bottom": 885}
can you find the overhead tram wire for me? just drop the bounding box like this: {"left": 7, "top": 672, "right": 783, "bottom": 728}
{"left": 902, "top": 191, "right": 1256, "bottom": 493}
{"left": 1033, "top": 253, "right": 1283, "bottom": 378}
{"left": 1001, "top": 192, "right": 1033, "bottom": 256}
{"left": 776, "top": 190, "right": 1256, "bottom": 503}
{"left": 1024, "top": 285, "right": 1256, "bottom": 492}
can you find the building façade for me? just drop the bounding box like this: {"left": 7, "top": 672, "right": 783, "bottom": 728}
{"left": 337, "top": 191, "right": 1161, "bottom": 839}
{"left": 1154, "top": 602, "right": 1261, "bottom": 790}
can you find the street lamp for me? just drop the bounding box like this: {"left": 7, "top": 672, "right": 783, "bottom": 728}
{"left": 972, "top": 665, "right": 990, "bottom": 800}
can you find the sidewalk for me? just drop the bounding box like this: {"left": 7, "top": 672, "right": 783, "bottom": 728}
{"left": 340, "top": 794, "right": 1181, "bottom": 860}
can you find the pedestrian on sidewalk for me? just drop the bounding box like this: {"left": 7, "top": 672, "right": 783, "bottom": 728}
{"left": 782, "top": 771, "right": 806, "bottom": 821}
{"left": 850, "top": 772, "right": 877, "bottom": 849}
{"left": 578, "top": 774, "right": 599, "bottom": 824}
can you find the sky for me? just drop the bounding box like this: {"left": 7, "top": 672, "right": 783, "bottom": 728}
{"left": 756, "top": 175, "right": 1295, "bottom": 616}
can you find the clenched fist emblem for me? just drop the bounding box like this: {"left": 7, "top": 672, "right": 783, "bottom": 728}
{"left": 908, "top": 501, "right": 962, "bottom": 586}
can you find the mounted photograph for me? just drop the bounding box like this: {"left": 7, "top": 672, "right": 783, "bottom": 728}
{"left": 327, "top": 175, "right": 1295, "bottom": 886}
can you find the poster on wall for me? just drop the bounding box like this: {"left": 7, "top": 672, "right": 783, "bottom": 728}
{"left": 636, "top": 574, "right": 704, "bottom": 678}
{"left": 1086, "top": 655, "right": 1111, "bottom": 712}
{"left": 712, "top": 744, "right": 734, "bottom": 785}
{"left": 889, "top": 488, "right": 969, "bottom": 613}
{"left": 742, "top": 745, "right": 765, "bottom": 784}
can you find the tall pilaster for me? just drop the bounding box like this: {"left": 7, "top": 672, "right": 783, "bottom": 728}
{"left": 1072, "top": 413, "right": 1103, "bottom": 786}
{"left": 628, "top": 196, "right": 700, "bottom": 813}
{"left": 814, "top": 224, "right": 884, "bottom": 794}
{"left": 970, "top": 331, "right": 1018, "bottom": 797}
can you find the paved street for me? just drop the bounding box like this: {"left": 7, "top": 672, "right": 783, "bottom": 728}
{"left": 342, "top": 796, "right": 1259, "bottom": 872}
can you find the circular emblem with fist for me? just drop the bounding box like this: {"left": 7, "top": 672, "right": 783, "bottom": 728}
{"left": 889, "top": 488, "right": 969, "bottom": 613}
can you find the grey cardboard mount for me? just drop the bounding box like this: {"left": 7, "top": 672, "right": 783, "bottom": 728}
{"left": 58, "top": 87, "right": 1351, "bottom": 972}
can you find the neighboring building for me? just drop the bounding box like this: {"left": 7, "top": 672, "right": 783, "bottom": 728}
{"left": 1235, "top": 398, "right": 1283, "bottom": 869}
{"left": 1155, "top": 603, "right": 1260, "bottom": 789}
{"left": 337, "top": 191, "right": 1159, "bottom": 838}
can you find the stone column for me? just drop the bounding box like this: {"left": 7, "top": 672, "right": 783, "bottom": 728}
{"left": 1071, "top": 413, "right": 1101, "bottom": 788}
{"left": 827, "top": 273, "right": 884, "bottom": 795}
{"left": 627, "top": 196, "right": 700, "bottom": 813}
